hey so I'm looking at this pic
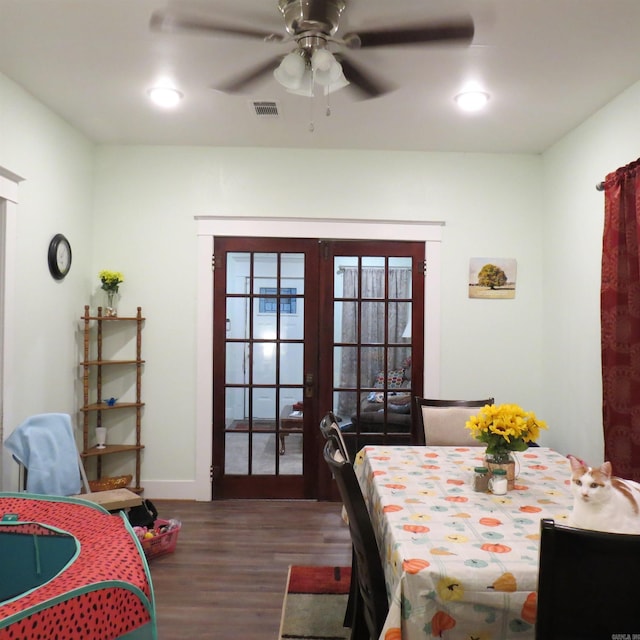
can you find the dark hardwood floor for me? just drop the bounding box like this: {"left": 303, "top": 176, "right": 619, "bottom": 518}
{"left": 148, "top": 499, "right": 351, "bottom": 640}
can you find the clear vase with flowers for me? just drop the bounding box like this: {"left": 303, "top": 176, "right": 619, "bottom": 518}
{"left": 465, "top": 403, "right": 547, "bottom": 490}
{"left": 99, "top": 270, "right": 124, "bottom": 317}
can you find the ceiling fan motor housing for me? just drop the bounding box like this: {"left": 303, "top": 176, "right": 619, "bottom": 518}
{"left": 278, "top": 0, "right": 345, "bottom": 37}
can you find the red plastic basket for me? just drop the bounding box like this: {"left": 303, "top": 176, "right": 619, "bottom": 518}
{"left": 140, "top": 519, "right": 181, "bottom": 560}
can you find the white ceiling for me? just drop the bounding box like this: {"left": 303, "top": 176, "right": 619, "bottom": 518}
{"left": 1, "top": 0, "right": 639, "bottom": 154}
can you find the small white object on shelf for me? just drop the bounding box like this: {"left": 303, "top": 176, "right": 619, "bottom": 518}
{"left": 95, "top": 426, "right": 107, "bottom": 449}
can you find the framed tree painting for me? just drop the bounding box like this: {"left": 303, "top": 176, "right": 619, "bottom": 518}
{"left": 468, "top": 258, "right": 517, "bottom": 299}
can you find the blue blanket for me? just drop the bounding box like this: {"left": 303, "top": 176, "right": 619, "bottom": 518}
{"left": 4, "top": 413, "right": 82, "bottom": 496}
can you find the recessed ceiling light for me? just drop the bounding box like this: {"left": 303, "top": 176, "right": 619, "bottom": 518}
{"left": 455, "top": 90, "right": 490, "bottom": 112}
{"left": 148, "top": 86, "right": 183, "bottom": 108}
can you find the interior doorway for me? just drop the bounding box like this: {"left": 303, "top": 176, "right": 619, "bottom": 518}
{"left": 211, "top": 236, "right": 425, "bottom": 499}
{"left": 0, "top": 167, "right": 22, "bottom": 492}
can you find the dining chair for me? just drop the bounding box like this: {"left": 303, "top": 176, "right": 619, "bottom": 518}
{"left": 323, "top": 438, "right": 388, "bottom": 640}
{"left": 319, "top": 411, "right": 358, "bottom": 631}
{"left": 320, "top": 410, "right": 350, "bottom": 462}
{"left": 414, "top": 397, "right": 494, "bottom": 446}
{"left": 536, "top": 518, "right": 640, "bottom": 639}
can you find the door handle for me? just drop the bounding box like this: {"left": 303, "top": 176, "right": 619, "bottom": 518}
{"left": 304, "top": 373, "right": 314, "bottom": 398}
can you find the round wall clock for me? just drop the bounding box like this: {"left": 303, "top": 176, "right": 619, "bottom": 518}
{"left": 48, "top": 233, "right": 72, "bottom": 280}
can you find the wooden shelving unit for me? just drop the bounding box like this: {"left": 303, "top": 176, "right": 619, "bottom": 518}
{"left": 80, "top": 305, "right": 145, "bottom": 492}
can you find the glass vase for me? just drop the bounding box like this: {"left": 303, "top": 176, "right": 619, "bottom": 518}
{"left": 104, "top": 290, "right": 118, "bottom": 317}
{"left": 485, "top": 451, "right": 516, "bottom": 490}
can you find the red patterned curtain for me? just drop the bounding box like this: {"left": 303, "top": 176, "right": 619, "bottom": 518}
{"left": 601, "top": 158, "right": 640, "bottom": 481}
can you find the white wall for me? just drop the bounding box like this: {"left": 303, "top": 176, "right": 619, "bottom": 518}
{"left": 0, "top": 73, "right": 94, "bottom": 490}
{"left": 3, "top": 61, "right": 640, "bottom": 497}
{"left": 91, "top": 147, "right": 545, "bottom": 493}
{"left": 541, "top": 80, "right": 640, "bottom": 463}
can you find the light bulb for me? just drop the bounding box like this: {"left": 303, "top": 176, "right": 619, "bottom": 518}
{"left": 312, "top": 50, "right": 344, "bottom": 87}
{"left": 311, "top": 49, "right": 333, "bottom": 73}
{"left": 455, "top": 91, "right": 490, "bottom": 112}
{"left": 148, "top": 86, "right": 183, "bottom": 108}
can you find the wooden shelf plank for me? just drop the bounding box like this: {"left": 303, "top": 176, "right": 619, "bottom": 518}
{"left": 81, "top": 443, "right": 145, "bottom": 457}
{"left": 81, "top": 359, "right": 145, "bottom": 366}
{"left": 81, "top": 402, "right": 145, "bottom": 412}
{"left": 82, "top": 315, "right": 146, "bottom": 321}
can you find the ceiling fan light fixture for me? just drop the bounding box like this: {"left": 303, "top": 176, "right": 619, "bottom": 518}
{"left": 284, "top": 70, "right": 315, "bottom": 97}
{"left": 147, "top": 85, "right": 183, "bottom": 108}
{"left": 274, "top": 51, "right": 307, "bottom": 90}
{"left": 310, "top": 49, "right": 348, "bottom": 91}
{"left": 274, "top": 48, "right": 349, "bottom": 96}
{"left": 322, "top": 69, "right": 349, "bottom": 95}
{"left": 311, "top": 48, "right": 334, "bottom": 73}
{"left": 455, "top": 90, "right": 490, "bottom": 112}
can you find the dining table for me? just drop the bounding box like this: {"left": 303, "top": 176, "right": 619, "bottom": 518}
{"left": 353, "top": 444, "right": 573, "bottom": 640}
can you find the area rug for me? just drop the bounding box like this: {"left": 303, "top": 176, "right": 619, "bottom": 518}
{"left": 278, "top": 565, "right": 351, "bottom": 640}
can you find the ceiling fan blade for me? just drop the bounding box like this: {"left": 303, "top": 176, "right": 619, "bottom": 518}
{"left": 337, "top": 55, "right": 395, "bottom": 100}
{"left": 343, "top": 17, "right": 474, "bottom": 49}
{"left": 214, "top": 56, "right": 282, "bottom": 94}
{"left": 150, "top": 9, "right": 285, "bottom": 42}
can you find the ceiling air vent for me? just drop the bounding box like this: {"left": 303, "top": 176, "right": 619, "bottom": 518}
{"left": 251, "top": 100, "right": 280, "bottom": 118}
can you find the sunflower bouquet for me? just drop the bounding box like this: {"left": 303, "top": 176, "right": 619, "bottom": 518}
{"left": 465, "top": 403, "right": 547, "bottom": 463}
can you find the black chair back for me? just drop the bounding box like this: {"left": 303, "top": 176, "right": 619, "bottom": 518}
{"left": 320, "top": 411, "right": 350, "bottom": 462}
{"left": 323, "top": 438, "right": 388, "bottom": 639}
{"left": 536, "top": 518, "right": 640, "bottom": 639}
{"left": 320, "top": 411, "right": 360, "bottom": 632}
{"left": 414, "top": 397, "right": 494, "bottom": 446}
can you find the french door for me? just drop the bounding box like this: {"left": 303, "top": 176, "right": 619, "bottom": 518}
{"left": 212, "top": 236, "right": 424, "bottom": 499}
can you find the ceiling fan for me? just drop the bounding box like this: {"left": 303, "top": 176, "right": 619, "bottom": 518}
{"left": 150, "top": 0, "right": 475, "bottom": 99}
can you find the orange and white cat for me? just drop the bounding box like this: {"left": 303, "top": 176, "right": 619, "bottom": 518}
{"left": 568, "top": 455, "right": 640, "bottom": 534}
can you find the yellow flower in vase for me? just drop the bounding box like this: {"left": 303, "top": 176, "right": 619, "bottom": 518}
{"left": 465, "top": 403, "right": 548, "bottom": 463}
{"left": 99, "top": 270, "right": 124, "bottom": 317}
{"left": 99, "top": 270, "right": 124, "bottom": 292}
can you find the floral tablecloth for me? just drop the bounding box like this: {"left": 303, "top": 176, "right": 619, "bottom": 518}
{"left": 353, "top": 445, "right": 573, "bottom": 640}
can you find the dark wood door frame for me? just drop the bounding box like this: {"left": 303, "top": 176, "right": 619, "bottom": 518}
{"left": 195, "top": 218, "right": 442, "bottom": 502}
{"left": 212, "top": 237, "right": 320, "bottom": 499}
{"left": 316, "top": 240, "right": 425, "bottom": 500}
{"left": 213, "top": 237, "right": 424, "bottom": 500}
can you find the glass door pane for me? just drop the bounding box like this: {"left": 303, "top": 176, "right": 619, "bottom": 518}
{"left": 223, "top": 251, "right": 305, "bottom": 477}
{"left": 328, "top": 248, "right": 419, "bottom": 460}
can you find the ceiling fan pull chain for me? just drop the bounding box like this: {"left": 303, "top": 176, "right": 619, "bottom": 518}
{"left": 309, "top": 90, "right": 315, "bottom": 132}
